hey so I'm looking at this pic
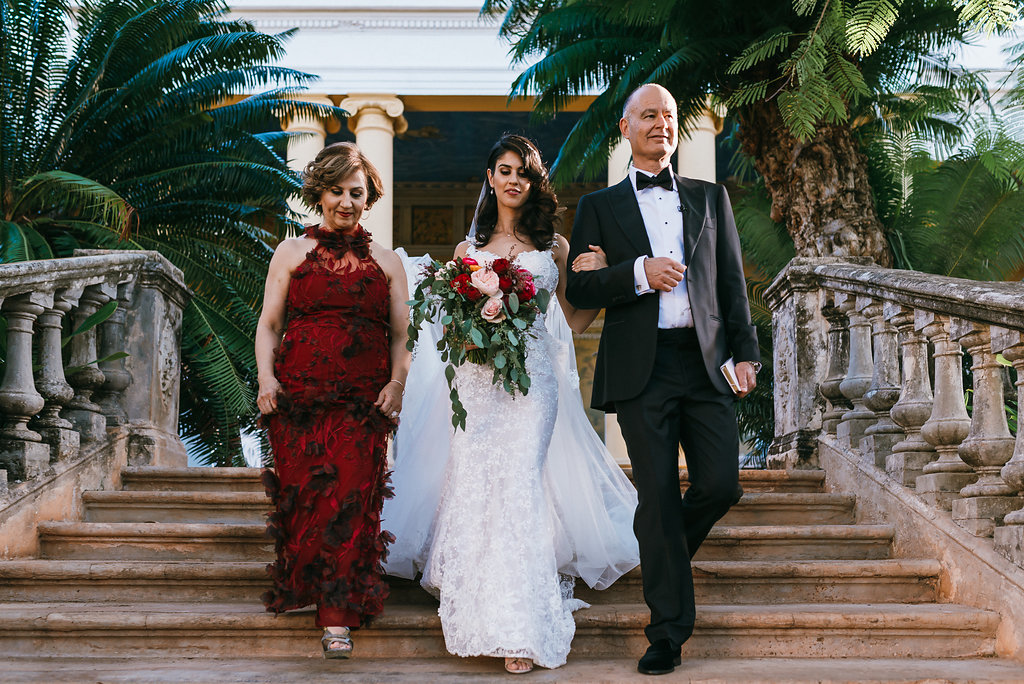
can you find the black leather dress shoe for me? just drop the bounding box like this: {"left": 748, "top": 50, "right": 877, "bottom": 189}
{"left": 637, "top": 639, "right": 682, "bottom": 675}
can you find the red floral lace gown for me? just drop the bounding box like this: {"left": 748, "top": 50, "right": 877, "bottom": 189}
{"left": 262, "top": 227, "right": 395, "bottom": 628}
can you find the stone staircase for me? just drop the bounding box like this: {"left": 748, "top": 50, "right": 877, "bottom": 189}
{"left": 2, "top": 466, "right": 1023, "bottom": 682}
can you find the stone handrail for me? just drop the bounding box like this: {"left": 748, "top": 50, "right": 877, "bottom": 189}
{"left": 0, "top": 250, "right": 190, "bottom": 497}
{"left": 766, "top": 257, "right": 1024, "bottom": 568}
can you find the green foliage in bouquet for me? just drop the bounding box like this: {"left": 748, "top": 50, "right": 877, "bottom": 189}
{"left": 407, "top": 257, "right": 552, "bottom": 430}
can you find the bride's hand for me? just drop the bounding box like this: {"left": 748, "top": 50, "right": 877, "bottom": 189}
{"left": 375, "top": 380, "right": 404, "bottom": 420}
{"left": 571, "top": 244, "right": 608, "bottom": 272}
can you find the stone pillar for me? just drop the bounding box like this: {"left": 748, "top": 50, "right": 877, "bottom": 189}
{"left": 858, "top": 297, "right": 903, "bottom": 468}
{"left": 836, "top": 292, "right": 876, "bottom": 451}
{"left": 994, "top": 328, "right": 1024, "bottom": 565}
{"left": 951, "top": 319, "right": 1017, "bottom": 537}
{"left": 677, "top": 107, "right": 722, "bottom": 182}
{"left": 604, "top": 136, "right": 633, "bottom": 466}
{"left": 120, "top": 254, "right": 191, "bottom": 467}
{"left": 764, "top": 261, "right": 833, "bottom": 469}
{"left": 283, "top": 94, "right": 337, "bottom": 228}
{"left": 819, "top": 298, "right": 851, "bottom": 435}
{"left": 63, "top": 284, "right": 113, "bottom": 444}
{"left": 917, "top": 312, "right": 974, "bottom": 510}
{"left": 31, "top": 288, "right": 81, "bottom": 463}
{"left": 885, "top": 303, "right": 935, "bottom": 487}
{"left": 608, "top": 136, "right": 632, "bottom": 185}
{"left": 0, "top": 293, "right": 50, "bottom": 480}
{"left": 339, "top": 94, "right": 408, "bottom": 250}
{"left": 94, "top": 282, "right": 132, "bottom": 426}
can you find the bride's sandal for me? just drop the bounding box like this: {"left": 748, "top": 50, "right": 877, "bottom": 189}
{"left": 504, "top": 657, "right": 534, "bottom": 674}
{"left": 321, "top": 627, "right": 353, "bottom": 659}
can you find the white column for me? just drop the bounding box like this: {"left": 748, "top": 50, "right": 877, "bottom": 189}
{"left": 339, "top": 95, "right": 407, "bottom": 250}
{"left": 677, "top": 106, "right": 723, "bottom": 183}
{"left": 604, "top": 137, "right": 632, "bottom": 466}
{"left": 282, "top": 95, "right": 336, "bottom": 228}
{"left": 607, "top": 135, "right": 632, "bottom": 184}
{"left": 675, "top": 107, "right": 723, "bottom": 469}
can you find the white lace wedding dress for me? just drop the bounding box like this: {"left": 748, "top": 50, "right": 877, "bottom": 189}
{"left": 384, "top": 246, "right": 640, "bottom": 669}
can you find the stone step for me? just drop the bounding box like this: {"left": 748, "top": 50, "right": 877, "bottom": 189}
{"left": 4, "top": 655, "right": 1023, "bottom": 683}
{"left": 0, "top": 559, "right": 939, "bottom": 606}
{"left": 80, "top": 490, "right": 851, "bottom": 526}
{"left": 120, "top": 467, "right": 265, "bottom": 493}
{"left": 719, "top": 493, "right": 854, "bottom": 525}
{"left": 37, "top": 522, "right": 273, "bottom": 562}
{"left": 37, "top": 522, "right": 893, "bottom": 562}
{"left": 627, "top": 467, "right": 827, "bottom": 493}
{"left": 82, "top": 491, "right": 270, "bottom": 524}
{"left": 0, "top": 602, "right": 998, "bottom": 659}
{"left": 572, "top": 559, "right": 939, "bottom": 605}
{"left": 696, "top": 524, "right": 893, "bottom": 561}
{"left": 119, "top": 466, "right": 825, "bottom": 495}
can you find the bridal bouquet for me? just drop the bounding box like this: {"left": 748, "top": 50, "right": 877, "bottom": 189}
{"left": 407, "top": 255, "right": 551, "bottom": 430}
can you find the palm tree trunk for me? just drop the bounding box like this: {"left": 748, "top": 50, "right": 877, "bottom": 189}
{"left": 736, "top": 101, "right": 892, "bottom": 267}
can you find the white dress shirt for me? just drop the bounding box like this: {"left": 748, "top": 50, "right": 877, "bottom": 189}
{"left": 629, "top": 165, "right": 693, "bottom": 328}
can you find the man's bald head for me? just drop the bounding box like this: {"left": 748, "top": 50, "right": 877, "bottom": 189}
{"left": 622, "top": 83, "right": 676, "bottom": 119}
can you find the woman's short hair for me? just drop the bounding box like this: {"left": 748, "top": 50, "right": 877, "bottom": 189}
{"left": 301, "top": 142, "right": 384, "bottom": 213}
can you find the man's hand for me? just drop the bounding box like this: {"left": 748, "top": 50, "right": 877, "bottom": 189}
{"left": 734, "top": 361, "right": 758, "bottom": 398}
{"left": 643, "top": 257, "right": 686, "bottom": 292}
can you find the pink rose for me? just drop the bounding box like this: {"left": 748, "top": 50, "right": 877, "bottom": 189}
{"left": 480, "top": 296, "right": 506, "bottom": 323}
{"left": 471, "top": 267, "right": 501, "bottom": 297}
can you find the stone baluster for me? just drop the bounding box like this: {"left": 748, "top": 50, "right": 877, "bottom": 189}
{"left": 819, "top": 297, "right": 851, "bottom": 435}
{"left": 950, "top": 319, "right": 1017, "bottom": 537}
{"left": 885, "top": 303, "right": 935, "bottom": 487}
{"left": 917, "top": 312, "right": 974, "bottom": 510}
{"left": 836, "top": 292, "right": 876, "bottom": 451}
{"left": 94, "top": 282, "right": 133, "bottom": 426}
{"left": 120, "top": 254, "right": 190, "bottom": 467}
{"left": 859, "top": 297, "right": 904, "bottom": 467}
{"left": 0, "top": 293, "right": 51, "bottom": 480}
{"left": 993, "top": 328, "right": 1024, "bottom": 566}
{"left": 31, "top": 287, "right": 82, "bottom": 463}
{"left": 64, "top": 283, "right": 113, "bottom": 443}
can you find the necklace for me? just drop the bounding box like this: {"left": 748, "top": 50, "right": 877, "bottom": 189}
{"left": 305, "top": 223, "right": 372, "bottom": 261}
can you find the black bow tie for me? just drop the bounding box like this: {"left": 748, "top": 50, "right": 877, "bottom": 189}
{"left": 635, "top": 167, "right": 674, "bottom": 191}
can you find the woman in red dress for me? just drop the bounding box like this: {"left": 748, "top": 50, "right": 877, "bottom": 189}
{"left": 255, "top": 142, "right": 411, "bottom": 658}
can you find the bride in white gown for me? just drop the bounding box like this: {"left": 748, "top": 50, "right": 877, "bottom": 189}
{"left": 384, "top": 134, "right": 639, "bottom": 673}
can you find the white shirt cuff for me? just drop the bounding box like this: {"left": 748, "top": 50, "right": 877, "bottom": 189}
{"left": 633, "top": 256, "right": 653, "bottom": 294}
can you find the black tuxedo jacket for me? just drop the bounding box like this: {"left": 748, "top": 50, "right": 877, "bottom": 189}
{"left": 565, "top": 173, "right": 759, "bottom": 411}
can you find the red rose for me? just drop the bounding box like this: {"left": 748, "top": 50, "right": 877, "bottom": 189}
{"left": 461, "top": 257, "right": 478, "bottom": 267}
{"left": 519, "top": 280, "right": 536, "bottom": 302}
{"left": 498, "top": 276, "right": 513, "bottom": 292}
{"left": 465, "top": 287, "right": 483, "bottom": 302}
{"left": 452, "top": 273, "right": 473, "bottom": 294}
{"left": 492, "top": 258, "right": 511, "bottom": 275}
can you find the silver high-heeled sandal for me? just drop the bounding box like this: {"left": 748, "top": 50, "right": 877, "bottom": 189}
{"left": 321, "top": 627, "right": 353, "bottom": 659}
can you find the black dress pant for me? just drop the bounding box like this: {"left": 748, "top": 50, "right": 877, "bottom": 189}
{"left": 614, "top": 327, "right": 742, "bottom": 647}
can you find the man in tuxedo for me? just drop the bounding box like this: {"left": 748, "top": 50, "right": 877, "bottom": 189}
{"left": 566, "top": 83, "right": 760, "bottom": 675}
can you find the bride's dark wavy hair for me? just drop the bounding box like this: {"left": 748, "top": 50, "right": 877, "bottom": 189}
{"left": 472, "top": 134, "right": 559, "bottom": 251}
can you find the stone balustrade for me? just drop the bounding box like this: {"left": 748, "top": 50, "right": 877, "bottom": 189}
{"left": 0, "top": 251, "right": 190, "bottom": 492}
{"left": 767, "top": 258, "right": 1024, "bottom": 568}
